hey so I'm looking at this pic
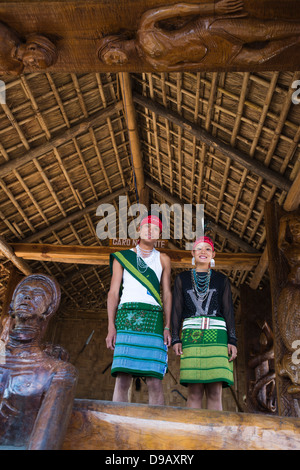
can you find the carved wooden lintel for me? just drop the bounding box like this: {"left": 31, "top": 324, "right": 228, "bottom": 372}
{"left": 0, "top": 1, "right": 299, "bottom": 73}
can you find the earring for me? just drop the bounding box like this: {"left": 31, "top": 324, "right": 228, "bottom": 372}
{"left": 210, "top": 259, "right": 215, "bottom": 268}
{"left": 192, "top": 257, "right": 195, "bottom": 266}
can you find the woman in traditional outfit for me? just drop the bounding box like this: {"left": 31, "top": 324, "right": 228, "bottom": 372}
{"left": 106, "top": 214, "right": 172, "bottom": 405}
{"left": 171, "top": 236, "right": 237, "bottom": 410}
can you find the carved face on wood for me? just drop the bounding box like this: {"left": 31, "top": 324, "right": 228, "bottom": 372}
{"left": 13, "top": 279, "right": 52, "bottom": 321}
{"left": 11, "top": 274, "right": 61, "bottom": 326}
{"left": 97, "top": 35, "right": 130, "bottom": 65}
{"left": 18, "top": 35, "right": 58, "bottom": 70}
{"left": 279, "top": 353, "right": 300, "bottom": 394}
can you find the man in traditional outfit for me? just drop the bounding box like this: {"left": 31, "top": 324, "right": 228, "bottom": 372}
{"left": 106, "top": 213, "right": 172, "bottom": 405}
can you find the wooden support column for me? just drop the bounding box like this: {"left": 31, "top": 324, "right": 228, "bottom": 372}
{"left": 119, "top": 73, "right": 148, "bottom": 208}
{"left": 240, "top": 285, "right": 275, "bottom": 414}
{"left": 265, "top": 201, "right": 300, "bottom": 417}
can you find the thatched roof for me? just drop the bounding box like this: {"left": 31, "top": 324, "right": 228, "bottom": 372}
{"left": 0, "top": 70, "right": 299, "bottom": 313}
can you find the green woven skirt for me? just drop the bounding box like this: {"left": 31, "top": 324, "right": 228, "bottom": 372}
{"left": 180, "top": 316, "right": 234, "bottom": 387}
{"left": 111, "top": 302, "right": 168, "bottom": 380}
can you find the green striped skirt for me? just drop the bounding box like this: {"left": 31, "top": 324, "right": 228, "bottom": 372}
{"left": 111, "top": 302, "right": 168, "bottom": 380}
{"left": 180, "top": 316, "right": 234, "bottom": 387}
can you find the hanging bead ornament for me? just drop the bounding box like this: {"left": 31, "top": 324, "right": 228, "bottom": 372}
{"left": 136, "top": 244, "right": 154, "bottom": 273}
{"left": 191, "top": 268, "right": 211, "bottom": 301}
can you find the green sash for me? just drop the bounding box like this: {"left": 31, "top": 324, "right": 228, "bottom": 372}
{"left": 110, "top": 250, "right": 162, "bottom": 307}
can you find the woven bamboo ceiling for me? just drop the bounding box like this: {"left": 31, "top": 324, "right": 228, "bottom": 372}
{"left": 0, "top": 70, "right": 300, "bottom": 313}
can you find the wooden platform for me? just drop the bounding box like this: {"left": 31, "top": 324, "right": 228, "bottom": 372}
{"left": 62, "top": 399, "right": 300, "bottom": 450}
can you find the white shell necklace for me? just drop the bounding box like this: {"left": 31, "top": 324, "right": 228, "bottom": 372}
{"left": 136, "top": 244, "right": 155, "bottom": 273}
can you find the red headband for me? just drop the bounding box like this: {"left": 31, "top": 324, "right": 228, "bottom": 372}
{"left": 140, "top": 215, "right": 162, "bottom": 231}
{"left": 193, "top": 236, "right": 214, "bottom": 251}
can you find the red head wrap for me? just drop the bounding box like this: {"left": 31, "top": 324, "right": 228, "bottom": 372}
{"left": 140, "top": 215, "right": 162, "bottom": 232}
{"left": 192, "top": 236, "right": 214, "bottom": 251}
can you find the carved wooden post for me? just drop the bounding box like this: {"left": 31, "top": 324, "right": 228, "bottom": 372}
{"left": 240, "top": 285, "right": 276, "bottom": 414}
{"left": 265, "top": 201, "right": 300, "bottom": 417}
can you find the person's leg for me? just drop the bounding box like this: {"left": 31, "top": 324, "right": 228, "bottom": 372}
{"left": 146, "top": 377, "right": 165, "bottom": 405}
{"left": 186, "top": 383, "right": 205, "bottom": 409}
{"left": 205, "top": 382, "right": 223, "bottom": 410}
{"left": 112, "top": 373, "right": 133, "bottom": 402}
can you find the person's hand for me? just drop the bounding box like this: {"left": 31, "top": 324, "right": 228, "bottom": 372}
{"left": 228, "top": 344, "right": 237, "bottom": 362}
{"left": 164, "top": 329, "right": 172, "bottom": 347}
{"left": 215, "top": 0, "right": 244, "bottom": 15}
{"left": 172, "top": 342, "right": 183, "bottom": 356}
{"left": 106, "top": 326, "right": 117, "bottom": 350}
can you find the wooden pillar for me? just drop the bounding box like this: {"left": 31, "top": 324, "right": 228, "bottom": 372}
{"left": 265, "top": 201, "right": 300, "bottom": 417}
{"left": 118, "top": 73, "right": 148, "bottom": 208}
{"left": 240, "top": 285, "right": 276, "bottom": 414}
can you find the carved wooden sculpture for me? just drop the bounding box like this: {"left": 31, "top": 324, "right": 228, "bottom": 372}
{"left": 277, "top": 214, "right": 300, "bottom": 394}
{"left": 97, "top": 0, "right": 300, "bottom": 70}
{"left": 248, "top": 321, "right": 276, "bottom": 413}
{"left": 0, "top": 21, "right": 57, "bottom": 75}
{"left": 0, "top": 274, "right": 78, "bottom": 450}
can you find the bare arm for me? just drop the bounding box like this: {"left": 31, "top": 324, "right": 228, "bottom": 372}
{"left": 106, "top": 258, "right": 123, "bottom": 350}
{"left": 139, "top": 1, "right": 244, "bottom": 30}
{"left": 28, "top": 364, "right": 78, "bottom": 450}
{"left": 160, "top": 253, "right": 172, "bottom": 347}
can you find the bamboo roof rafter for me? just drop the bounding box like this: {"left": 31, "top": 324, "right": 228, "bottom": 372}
{"left": 0, "top": 70, "right": 299, "bottom": 312}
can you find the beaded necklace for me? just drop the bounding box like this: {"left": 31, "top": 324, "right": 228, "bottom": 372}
{"left": 136, "top": 244, "right": 154, "bottom": 273}
{"left": 191, "top": 268, "right": 211, "bottom": 301}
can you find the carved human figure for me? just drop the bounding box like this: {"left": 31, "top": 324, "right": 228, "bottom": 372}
{"left": 98, "top": 0, "right": 300, "bottom": 70}
{"left": 0, "top": 274, "right": 78, "bottom": 450}
{"left": 0, "top": 22, "right": 57, "bottom": 75}
{"left": 248, "top": 321, "right": 276, "bottom": 413}
{"left": 277, "top": 213, "right": 300, "bottom": 394}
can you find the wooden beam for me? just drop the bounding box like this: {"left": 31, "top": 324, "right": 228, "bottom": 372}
{"left": 9, "top": 242, "right": 260, "bottom": 271}
{"left": 134, "top": 93, "right": 292, "bottom": 193}
{"left": 0, "top": 267, "right": 24, "bottom": 321}
{"left": 0, "top": 101, "right": 123, "bottom": 179}
{"left": 118, "top": 73, "right": 148, "bottom": 207}
{"left": 0, "top": 236, "right": 32, "bottom": 275}
{"left": 145, "top": 178, "right": 258, "bottom": 253}
{"left": 283, "top": 167, "right": 300, "bottom": 212}
{"left": 63, "top": 399, "right": 300, "bottom": 450}
{"left": 249, "top": 245, "right": 268, "bottom": 289}
{"left": 250, "top": 168, "right": 300, "bottom": 289}
{"left": 23, "top": 187, "right": 129, "bottom": 243}
{"left": 0, "top": 2, "right": 300, "bottom": 73}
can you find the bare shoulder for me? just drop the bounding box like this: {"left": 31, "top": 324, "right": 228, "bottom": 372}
{"left": 160, "top": 252, "right": 171, "bottom": 269}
